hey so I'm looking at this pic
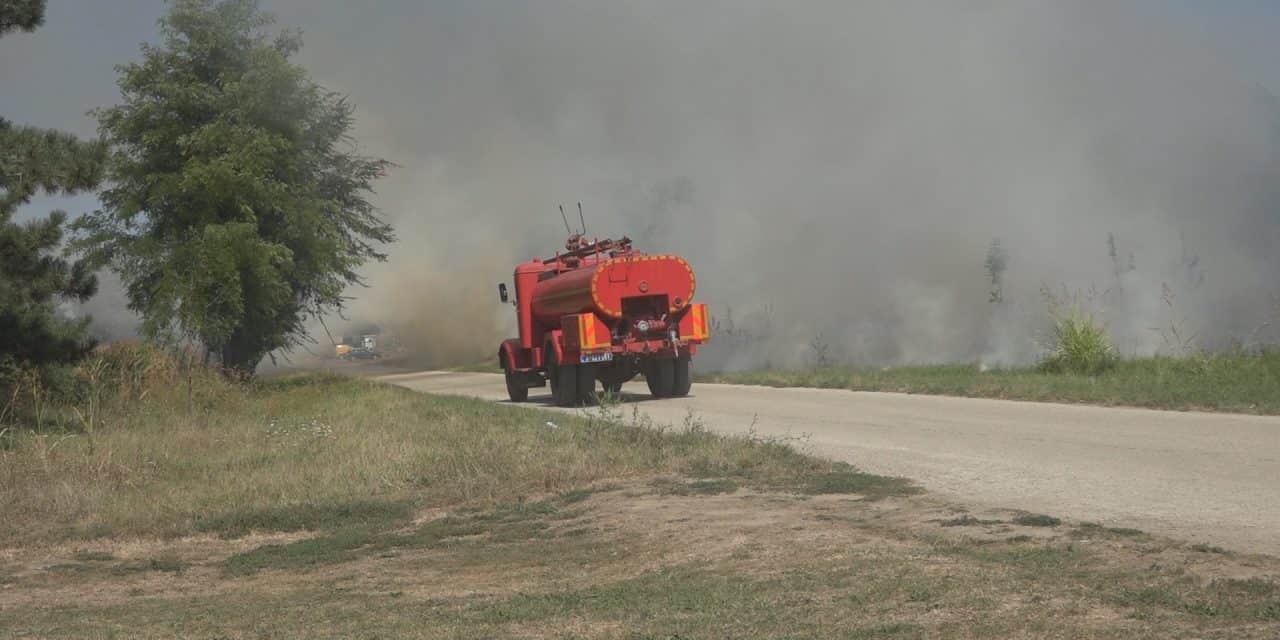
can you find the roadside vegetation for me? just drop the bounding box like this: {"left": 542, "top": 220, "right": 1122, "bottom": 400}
{"left": 0, "top": 343, "right": 874, "bottom": 545}
{"left": 704, "top": 286, "right": 1278, "bottom": 414}
{"left": 700, "top": 350, "right": 1280, "bottom": 414}
{"left": 2, "top": 353, "right": 1278, "bottom": 638}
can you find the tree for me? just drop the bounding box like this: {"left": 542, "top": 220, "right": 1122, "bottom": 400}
{"left": 0, "top": 0, "right": 44, "bottom": 36}
{"left": 1, "top": 0, "right": 106, "bottom": 375}
{"left": 74, "top": 0, "right": 394, "bottom": 374}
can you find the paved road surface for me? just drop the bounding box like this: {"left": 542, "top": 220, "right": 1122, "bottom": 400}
{"left": 378, "top": 371, "right": 1280, "bottom": 556}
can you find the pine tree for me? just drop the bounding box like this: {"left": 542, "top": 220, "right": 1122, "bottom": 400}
{"left": 74, "top": 0, "right": 394, "bottom": 374}
{"left": 1, "top": 0, "right": 106, "bottom": 375}
{"left": 0, "top": 0, "right": 44, "bottom": 36}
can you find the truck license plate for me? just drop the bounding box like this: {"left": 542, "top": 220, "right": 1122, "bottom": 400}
{"left": 580, "top": 352, "right": 613, "bottom": 364}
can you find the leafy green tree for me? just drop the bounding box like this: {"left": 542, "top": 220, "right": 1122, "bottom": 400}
{"left": 1, "top": 0, "right": 106, "bottom": 375}
{"left": 75, "top": 0, "right": 394, "bottom": 374}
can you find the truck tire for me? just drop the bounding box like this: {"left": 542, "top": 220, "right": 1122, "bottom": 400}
{"left": 547, "top": 352, "right": 561, "bottom": 398}
{"left": 554, "top": 357, "right": 579, "bottom": 407}
{"left": 646, "top": 358, "right": 675, "bottom": 398}
{"left": 505, "top": 370, "right": 529, "bottom": 403}
{"left": 672, "top": 354, "right": 692, "bottom": 397}
{"left": 576, "top": 364, "right": 597, "bottom": 405}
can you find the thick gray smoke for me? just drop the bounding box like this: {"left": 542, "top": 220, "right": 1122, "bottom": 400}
{"left": 41, "top": 1, "right": 1280, "bottom": 369}
{"left": 278, "top": 1, "right": 1280, "bottom": 369}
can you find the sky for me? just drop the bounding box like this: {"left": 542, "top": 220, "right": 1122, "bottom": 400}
{"left": 3, "top": 1, "right": 1279, "bottom": 368}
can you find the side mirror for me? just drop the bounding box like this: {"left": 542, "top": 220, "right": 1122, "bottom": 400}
{"left": 498, "top": 283, "right": 509, "bottom": 303}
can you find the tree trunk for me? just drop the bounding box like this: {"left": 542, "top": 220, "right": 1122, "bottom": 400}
{"left": 219, "top": 342, "right": 260, "bottom": 378}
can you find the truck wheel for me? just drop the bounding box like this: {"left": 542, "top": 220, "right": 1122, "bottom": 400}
{"left": 576, "top": 364, "right": 597, "bottom": 405}
{"left": 554, "top": 358, "right": 579, "bottom": 407}
{"left": 505, "top": 370, "right": 529, "bottom": 403}
{"left": 672, "top": 354, "right": 692, "bottom": 397}
{"left": 547, "top": 353, "right": 560, "bottom": 397}
{"left": 646, "top": 358, "right": 675, "bottom": 398}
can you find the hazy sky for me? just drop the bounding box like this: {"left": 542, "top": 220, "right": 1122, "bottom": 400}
{"left": 4, "top": 1, "right": 1279, "bottom": 367}
{"left": 4, "top": 1, "right": 1278, "bottom": 220}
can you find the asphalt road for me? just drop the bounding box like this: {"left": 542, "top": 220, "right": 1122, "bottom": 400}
{"left": 378, "top": 371, "right": 1280, "bottom": 556}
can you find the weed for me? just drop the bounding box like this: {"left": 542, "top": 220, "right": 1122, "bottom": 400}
{"left": 1039, "top": 292, "right": 1115, "bottom": 375}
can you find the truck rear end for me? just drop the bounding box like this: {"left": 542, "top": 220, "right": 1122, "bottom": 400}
{"left": 497, "top": 236, "right": 711, "bottom": 406}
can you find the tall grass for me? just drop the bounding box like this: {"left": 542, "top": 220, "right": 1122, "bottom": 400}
{"left": 0, "top": 342, "right": 241, "bottom": 434}
{"left": 1038, "top": 302, "right": 1116, "bottom": 375}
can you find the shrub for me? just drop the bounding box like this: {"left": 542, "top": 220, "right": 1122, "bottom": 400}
{"left": 1039, "top": 303, "right": 1115, "bottom": 375}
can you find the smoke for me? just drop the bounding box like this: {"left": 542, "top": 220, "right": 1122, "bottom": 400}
{"left": 265, "top": 0, "right": 1280, "bottom": 369}
{"left": 33, "top": 1, "right": 1280, "bottom": 369}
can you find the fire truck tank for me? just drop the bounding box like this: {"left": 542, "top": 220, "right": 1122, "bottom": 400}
{"left": 530, "top": 255, "right": 696, "bottom": 326}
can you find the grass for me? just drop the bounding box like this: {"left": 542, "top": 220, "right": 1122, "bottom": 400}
{"left": 449, "top": 360, "right": 503, "bottom": 373}
{"left": 0, "top": 355, "right": 886, "bottom": 545}
{"left": 2, "top": 356, "right": 1277, "bottom": 638}
{"left": 699, "top": 350, "right": 1280, "bottom": 414}
{"left": 9, "top": 490, "right": 1279, "bottom": 638}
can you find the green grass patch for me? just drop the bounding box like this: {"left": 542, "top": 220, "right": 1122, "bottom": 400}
{"left": 653, "top": 477, "right": 740, "bottom": 496}
{"left": 701, "top": 350, "right": 1280, "bottom": 413}
{"left": 70, "top": 550, "right": 116, "bottom": 562}
{"left": 1109, "top": 578, "right": 1280, "bottom": 621}
{"left": 222, "top": 494, "right": 585, "bottom": 575}
{"left": 795, "top": 465, "right": 921, "bottom": 499}
{"left": 1011, "top": 513, "right": 1061, "bottom": 527}
{"left": 196, "top": 499, "right": 413, "bottom": 538}
{"left": 1073, "top": 522, "right": 1146, "bottom": 539}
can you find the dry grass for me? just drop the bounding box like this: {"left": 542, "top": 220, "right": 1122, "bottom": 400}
{"left": 2, "top": 482, "right": 1277, "bottom": 639}
{"left": 0, "top": 348, "right": 872, "bottom": 546}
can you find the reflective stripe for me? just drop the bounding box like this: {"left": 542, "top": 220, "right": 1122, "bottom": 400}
{"left": 679, "top": 303, "right": 709, "bottom": 342}
{"left": 692, "top": 304, "right": 707, "bottom": 340}
{"left": 578, "top": 313, "right": 604, "bottom": 350}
